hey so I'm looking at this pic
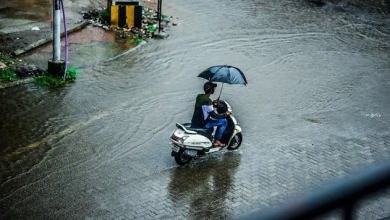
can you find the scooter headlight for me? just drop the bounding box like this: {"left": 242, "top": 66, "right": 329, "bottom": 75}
{"left": 178, "top": 136, "right": 189, "bottom": 144}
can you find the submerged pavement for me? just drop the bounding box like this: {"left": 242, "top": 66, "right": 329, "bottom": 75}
{"left": 1, "top": 0, "right": 390, "bottom": 220}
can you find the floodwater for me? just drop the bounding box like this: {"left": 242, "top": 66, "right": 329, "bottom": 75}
{"left": 1, "top": 0, "right": 390, "bottom": 219}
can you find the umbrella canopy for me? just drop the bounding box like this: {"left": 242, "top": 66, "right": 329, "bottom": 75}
{"left": 198, "top": 65, "right": 248, "bottom": 85}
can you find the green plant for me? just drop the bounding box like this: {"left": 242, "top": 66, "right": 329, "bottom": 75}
{"left": 136, "top": 35, "right": 143, "bottom": 43}
{"left": 33, "top": 67, "right": 79, "bottom": 88}
{"left": 101, "top": 9, "right": 110, "bottom": 18}
{"left": 148, "top": 25, "right": 157, "bottom": 33}
{"left": 65, "top": 67, "right": 78, "bottom": 82}
{"left": 0, "top": 69, "right": 17, "bottom": 81}
{"left": 128, "top": 35, "right": 143, "bottom": 44}
{"left": 33, "top": 75, "right": 66, "bottom": 88}
{"left": 0, "top": 55, "right": 14, "bottom": 65}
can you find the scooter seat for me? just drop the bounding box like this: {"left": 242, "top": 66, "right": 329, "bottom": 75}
{"left": 182, "top": 123, "right": 213, "bottom": 140}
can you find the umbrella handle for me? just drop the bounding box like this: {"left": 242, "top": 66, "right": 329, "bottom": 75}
{"left": 218, "top": 83, "right": 224, "bottom": 100}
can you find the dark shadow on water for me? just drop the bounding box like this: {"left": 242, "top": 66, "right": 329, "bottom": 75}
{"left": 168, "top": 152, "right": 242, "bottom": 220}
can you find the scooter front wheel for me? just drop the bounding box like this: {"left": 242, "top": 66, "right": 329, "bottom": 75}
{"left": 175, "top": 149, "right": 193, "bottom": 165}
{"left": 227, "top": 133, "right": 243, "bottom": 150}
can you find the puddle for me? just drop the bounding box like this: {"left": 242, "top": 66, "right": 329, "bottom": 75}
{"left": 21, "top": 24, "right": 139, "bottom": 69}
{"left": 35, "top": 25, "right": 137, "bottom": 52}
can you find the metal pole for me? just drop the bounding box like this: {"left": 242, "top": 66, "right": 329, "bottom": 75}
{"left": 158, "top": 0, "right": 162, "bottom": 33}
{"left": 218, "top": 83, "right": 224, "bottom": 100}
{"left": 53, "top": 0, "right": 61, "bottom": 61}
{"left": 343, "top": 204, "right": 354, "bottom": 220}
{"left": 157, "top": 0, "right": 159, "bottom": 32}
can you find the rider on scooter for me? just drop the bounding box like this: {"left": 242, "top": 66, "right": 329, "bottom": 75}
{"left": 191, "top": 82, "right": 231, "bottom": 147}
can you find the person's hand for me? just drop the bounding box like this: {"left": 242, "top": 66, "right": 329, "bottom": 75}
{"left": 226, "top": 111, "right": 231, "bottom": 116}
{"left": 213, "top": 99, "right": 220, "bottom": 105}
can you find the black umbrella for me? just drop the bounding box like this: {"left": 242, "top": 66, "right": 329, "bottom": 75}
{"left": 198, "top": 65, "right": 248, "bottom": 98}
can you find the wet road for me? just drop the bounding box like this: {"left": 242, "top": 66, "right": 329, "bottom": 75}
{"left": 1, "top": 0, "right": 390, "bottom": 219}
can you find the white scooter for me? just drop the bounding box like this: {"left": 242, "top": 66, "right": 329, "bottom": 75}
{"left": 170, "top": 100, "right": 243, "bottom": 165}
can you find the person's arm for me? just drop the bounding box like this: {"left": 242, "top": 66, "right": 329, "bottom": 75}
{"left": 208, "top": 110, "right": 228, "bottom": 119}
{"left": 202, "top": 97, "right": 230, "bottom": 120}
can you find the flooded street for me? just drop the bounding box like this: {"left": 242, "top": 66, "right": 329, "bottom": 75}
{"left": 1, "top": 0, "right": 390, "bottom": 219}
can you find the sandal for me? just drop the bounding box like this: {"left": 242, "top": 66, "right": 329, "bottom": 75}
{"left": 213, "top": 140, "right": 226, "bottom": 147}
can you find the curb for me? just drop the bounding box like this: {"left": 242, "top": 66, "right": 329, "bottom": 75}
{"left": 0, "top": 40, "right": 147, "bottom": 90}
{"left": 77, "top": 40, "right": 148, "bottom": 70}
{"left": 0, "top": 78, "right": 34, "bottom": 90}
{"left": 12, "top": 21, "right": 90, "bottom": 56}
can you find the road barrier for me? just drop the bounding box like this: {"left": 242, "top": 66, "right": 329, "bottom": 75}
{"left": 242, "top": 159, "right": 390, "bottom": 220}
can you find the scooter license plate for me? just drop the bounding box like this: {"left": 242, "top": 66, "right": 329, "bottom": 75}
{"left": 172, "top": 145, "right": 180, "bottom": 152}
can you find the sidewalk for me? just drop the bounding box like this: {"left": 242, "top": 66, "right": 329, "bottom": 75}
{"left": 0, "top": 0, "right": 166, "bottom": 88}
{"left": 0, "top": 0, "right": 106, "bottom": 55}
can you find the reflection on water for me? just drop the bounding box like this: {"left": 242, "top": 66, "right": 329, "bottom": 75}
{"left": 168, "top": 153, "right": 241, "bottom": 220}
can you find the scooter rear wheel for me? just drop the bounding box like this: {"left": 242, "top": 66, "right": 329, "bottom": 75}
{"left": 227, "top": 133, "right": 243, "bottom": 150}
{"left": 175, "top": 150, "right": 193, "bottom": 165}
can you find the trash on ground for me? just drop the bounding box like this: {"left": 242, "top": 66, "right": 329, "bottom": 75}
{"left": 0, "top": 61, "right": 7, "bottom": 69}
